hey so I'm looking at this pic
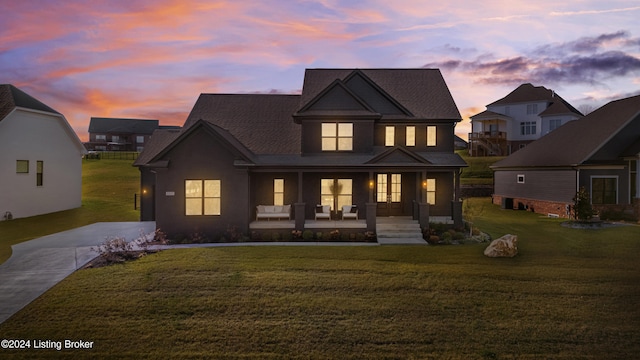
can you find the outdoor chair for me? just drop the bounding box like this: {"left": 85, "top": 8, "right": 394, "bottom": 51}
{"left": 315, "top": 205, "right": 331, "bottom": 220}
{"left": 341, "top": 205, "right": 358, "bottom": 220}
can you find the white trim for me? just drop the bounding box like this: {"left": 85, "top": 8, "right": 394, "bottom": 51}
{"left": 517, "top": 174, "right": 525, "bottom": 184}
{"left": 590, "top": 175, "right": 619, "bottom": 205}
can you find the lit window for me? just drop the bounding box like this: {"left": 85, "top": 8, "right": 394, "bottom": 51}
{"left": 321, "top": 178, "right": 352, "bottom": 210}
{"left": 406, "top": 126, "right": 415, "bottom": 146}
{"left": 37, "top": 161, "right": 43, "bottom": 186}
{"left": 377, "top": 174, "right": 401, "bottom": 202}
{"left": 16, "top": 160, "right": 29, "bottom": 173}
{"left": 322, "top": 123, "right": 353, "bottom": 151}
{"left": 185, "top": 180, "right": 220, "bottom": 216}
{"left": 427, "top": 126, "right": 437, "bottom": 146}
{"left": 274, "top": 179, "right": 284, "bottom": 206}
{"left": 385, "top": 126, "right": 395, "bottom": 146}
{"left": 426, "top": 178, "right": 436, "bottom": 205}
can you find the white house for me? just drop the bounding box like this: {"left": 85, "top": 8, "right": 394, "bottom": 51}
{"left": 0, "top": 84, "right": 86, "bottom": 220}
{"left": 469, "top": 83, "right": 583, "bottom": 156}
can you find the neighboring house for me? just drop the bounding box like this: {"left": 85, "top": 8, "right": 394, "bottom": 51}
{"left": 0, "top": 84, "right": 86, "bottom": 220}
{"left": 86, "top": 117, "right": 180, "bottom": 152}
{"left": 491, "top": 94, "right": 640, "bottom": 220}
{"left": 469, "top": 83, "right": 582, "bottom": 156}
{"left": 134, "top": 69, "right": 467, "bottom": 238}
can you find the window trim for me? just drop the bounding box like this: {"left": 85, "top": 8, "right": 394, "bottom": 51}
{"left": 426, "top": 126, "right": 437, "bottom": 146}
{"left": 16, "top": 160, "right": 29, "bottom": 174}
{"left": 406, "top": 126, "right": 415, "bottom": 147}
{"left": 185, "top": 179, "right": 221, "bottom": 216}
{"left": 385, "top": 126, "right": 395, "bottom": 146}
{"left": 517, "top": 174, "right": 525, "bottom": 184}
{"left": 274, "top": 178, "right": 284, "bottom": 206}
{"left": 321, "top": 123, "right": 353, "bottom": 151}
{"left": 590, "top": 176, "right": 618, "bottom": 205}
{"left": 37, "top": 161, "right": 43, "bottom": 187}
{"left": 520, "top": 121, "right": 537, "bottom": 135}
{"left": 426, "top": 178, "right": 436, "bottom": 205}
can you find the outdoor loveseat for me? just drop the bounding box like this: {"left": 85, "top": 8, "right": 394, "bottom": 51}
{"left": 256, "top": 205, "right": 291, "bottom": 220}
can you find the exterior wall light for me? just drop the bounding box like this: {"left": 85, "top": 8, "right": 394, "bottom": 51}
{"left": 369, "top": 180, "right": 375, "bottom": 189}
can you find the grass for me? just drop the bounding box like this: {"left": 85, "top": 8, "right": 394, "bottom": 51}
{"left": 1, "top": 198, "right": 639, "bottom": 359}
{"left": 458, "top": 150, "right": 503, "bottom": 185}
{"left": 0, "top": 159, "right": 140, "bottom": 264}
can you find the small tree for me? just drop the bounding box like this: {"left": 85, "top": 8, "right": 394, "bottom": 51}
{"left": 572, "top": 187, "right": 594, "bottom": 221}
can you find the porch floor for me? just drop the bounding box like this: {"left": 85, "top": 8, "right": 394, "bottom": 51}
{"left": 249, "top": 219, "right": 366, "bottom": 230}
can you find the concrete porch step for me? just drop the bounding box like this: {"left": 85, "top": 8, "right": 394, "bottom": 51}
{"left": 376, "top": 217, "right": 425, "bottom": 244}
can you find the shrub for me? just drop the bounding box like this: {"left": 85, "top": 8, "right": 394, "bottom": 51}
{"left": 302, "top": 230, "right": 314, "bottom": 241}
{"left": 572, "top": 186, "right": 594, "bottom": 221}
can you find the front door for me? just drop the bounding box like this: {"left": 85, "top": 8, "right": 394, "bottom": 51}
{"left": 376, "top": 173, "right": 403, "bottom": 216}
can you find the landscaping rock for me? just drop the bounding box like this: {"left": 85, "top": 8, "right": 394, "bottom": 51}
{"left": 484, "top": 234, "right": 518, "bottom": 257}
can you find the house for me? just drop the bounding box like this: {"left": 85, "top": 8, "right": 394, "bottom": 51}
{"left": 469, "top": 83, "right": 582, "bottom": 156}
{"left": 0, "top": 84, "right": 86, "bottom": 220}
{"left": 491, "top": 94, "right": 640, "bottom": 220}
{"left": 86, "top": 117, "right": 180, "bottom": 152}
{"left": 134, "top": 69, "right": 467, "bottom": 239}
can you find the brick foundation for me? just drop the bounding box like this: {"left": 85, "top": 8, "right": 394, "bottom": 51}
{"left": 493, "top": 195, "right": 640, "bottom": 222}
{"left": 492, "top": 195, "right": 571, "bottom": 218}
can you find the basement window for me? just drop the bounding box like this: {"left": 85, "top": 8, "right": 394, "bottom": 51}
{"left": 517, "top": 174, "right": 525, "bottom": 184}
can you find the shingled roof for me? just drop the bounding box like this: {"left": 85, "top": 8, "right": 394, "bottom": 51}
{"left": 487, "top": 83, "right": 582, "bottom": 116}
{"left": 133, "top": 128, "right": 182, "bottom": 166}
{"left": 0, "top": 84, "right": 60, "bottom": 121}
{"left": 492, "top": 95, "right": 640, "bottom": 168}
{"left": 89, "top": 118, "right": 161, "bottom": 134}
{"left": 298, "top": 69, "right": 462, "bottom": 120}
{"left": 183, "top": 94, "right": 301, "bottom": 155}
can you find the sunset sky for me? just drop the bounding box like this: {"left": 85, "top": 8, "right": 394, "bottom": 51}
{"left": 2, "top": 0, "right": 639, "bottom": 142}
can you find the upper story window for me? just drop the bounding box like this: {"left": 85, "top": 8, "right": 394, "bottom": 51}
{"left": 96, "top": 134, "right": 106, "bottom": 141}
{"left": 322, "top": 123, "right": 353, "bottom": 151}
{"left": 520, "top": 122, "right": 536, "bottom": 135}
{"left": 426, "top": 126, "right": 437, "bottom": 146}
{"left": 526, "top": 104, "right": 538, "bottom": 115}
{"left": 406, "top": 126, "right": 415, "bottom": 146}
{"left": 385, "top": 126, "right": 395, "bottom": 146}
{"left": 549, "top": 119, "right": 562, "bottom": 131}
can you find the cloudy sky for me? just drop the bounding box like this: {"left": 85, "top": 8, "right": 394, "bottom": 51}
{"left": 2, "top": 0, "right": 639, "bottom": 141}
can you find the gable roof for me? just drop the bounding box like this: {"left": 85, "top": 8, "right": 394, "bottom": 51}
{"left": 89, "top": 117, "right": 160, "bottom": 134}
{"left": 492, "top": 95, "right": 640, "bottom": 168}
{"left": 133, "top": 128, "right": 182, "bottom": 166}
{"left": 0, "top": 84, "right": 60, "bottom": 121}
{"left": 487, "top": 83, "right": 582, "bottom": 116}
{"left": 183, "top": 94, "right": 301, "bottom": 155}
{"left": 297, "top": 69, "right": 461, "bottom": 120}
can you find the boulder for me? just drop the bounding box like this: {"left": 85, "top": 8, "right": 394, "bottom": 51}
{"left": 484, "top": 234, "right": 518, "bottom": 257}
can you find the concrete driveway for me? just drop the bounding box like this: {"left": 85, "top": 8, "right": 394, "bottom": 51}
{"left": 0, "top": 222, "right": 155, "bottom": 324}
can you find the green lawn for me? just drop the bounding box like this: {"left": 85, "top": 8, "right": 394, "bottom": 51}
{"left": 1, "top": 198, "right": 639, "bottom": 359}
{"left": 0, "top": 159, "right": 140, "bottom": 264}
{"left": 458, "top": 150, "right": 503, "bottom": 185}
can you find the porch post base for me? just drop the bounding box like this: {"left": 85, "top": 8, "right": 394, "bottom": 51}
{"left": 452, "top": 200, "right": 463, "bottom": 229}
{"left": 294, "top": 203, "right": 306, "bottom": 230}
{"left": 418, "top": 202, "right": 430, "bottom": 231}
{"left": 366, "top": 203, "right": 377, "bottom": 232}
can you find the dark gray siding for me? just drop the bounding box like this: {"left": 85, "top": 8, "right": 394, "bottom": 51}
{"left": 427, "top": 171, "right": 454, "bottom": 216}
{"left": 154, "top": 128, "right": 250, "bottom": 237}
{"left": 374, "top": 123, "right": 455, "bottom": 152}
{"left": 494, "top": 169, "right": 577, "bottom": 203}
{"left": 579, "top": 167, "right": 631, "bottom": 204}
{"left": 139, "top": 168, "right": 156, "bottom": 221}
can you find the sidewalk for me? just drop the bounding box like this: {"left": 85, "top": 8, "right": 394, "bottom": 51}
{"left": 0, "top": 222, "right": 155, "bottom": 324}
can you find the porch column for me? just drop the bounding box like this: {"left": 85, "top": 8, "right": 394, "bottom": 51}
{"left": 366, "top": 202, "right": 376, "bottom": 232}
{"left": 452, "top": 169, "right": 463, "bottom": 228}
{"left": 419, "top": 170, "right": 429, "bottom": 230}
{"left": 295, "top": 171, "right": 305, "bottom": 230}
